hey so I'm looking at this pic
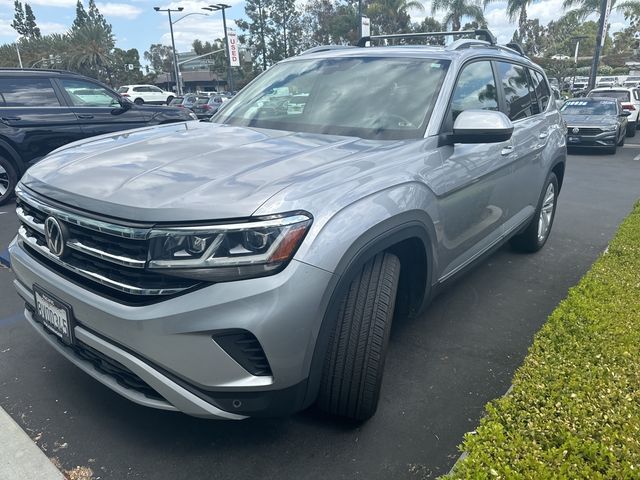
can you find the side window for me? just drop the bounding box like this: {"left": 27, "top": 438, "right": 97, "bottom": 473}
{"left": 59, "top": 79, "right": 119, "bottom": 107}
{"left": 634, "top": 89, "right": 639, "bottom": 101}
{"left": 0, "top": 77, "right": 60, "bottom": 107}
{"left": 497, "top": 62, "right": 534, "bottom": 121}
{"left": 150, "top": 86, "right": 162, "bottom": 93}
{"left": 450, "top": 61, "right": 499, "bottom": 122}
{"left": 531, "top": 70, "right": 551, "bottom": 112}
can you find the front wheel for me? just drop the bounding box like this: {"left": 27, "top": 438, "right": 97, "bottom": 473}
{"left": 134, "top": 98, "right": 144, "bottom": 105}
{"left": 0, "top": 156, "right": 18, "bottom": 206}
{"left": 510, "top": 172, "right": 558, "bottom": 253}
{"left": 317, "top": 252, "right": 401, "bottom": 422}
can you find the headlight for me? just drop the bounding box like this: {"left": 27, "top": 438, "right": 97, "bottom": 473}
{"left": 147, "top": 212, "right": 312, "bottom": 281}
{"left": 602, "top": 124, "right": 617, "bottom": 131}
{"left": 188, "top": 112, "right": 198, "bottom": 120}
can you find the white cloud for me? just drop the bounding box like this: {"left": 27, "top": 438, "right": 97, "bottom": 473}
{"left": 38, "top": 21, "right": 68, "bottom": 35}
{"left": 0, "top": 0, "right": 76, "bottom": 6}
{"left": 158, "top": 16, "right": 237, "bottom": 51}
{"left": 96, "top": 3, "right": 144, "bottom": 19}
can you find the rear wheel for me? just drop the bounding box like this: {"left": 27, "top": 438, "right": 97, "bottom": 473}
{"left": 510, "top": 172, "right": 558, "bottom": 253}
{"left": 134, "top": 98, "right": 144, "bottom": 105}
{"left": 317, "top": 252, "right": 401, "bottom": 422}
{"left": 0, "top": 156, "right": 18, "bottom": 206}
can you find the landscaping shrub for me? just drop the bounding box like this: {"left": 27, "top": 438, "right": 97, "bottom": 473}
{"left": 446, "top": 203, "right": 640, "bottom": 479}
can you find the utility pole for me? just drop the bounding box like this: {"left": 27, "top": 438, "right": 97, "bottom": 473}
{"left": 589, "top": 0, "right": 610, "bottom": 90}
{"left": 154, "top": 6, "right": 184, "bottom": 95}
{"left": 358, "top": 0, "right": 362, "bottom": 38}
{"left": 15, "top": 37, "right": 23, "bottom": 69}
{"left": 571, "top": 35, "right": 587, "bottom": 89}
{"left": 258, "top": 0, "right": 267, "bottom": 71}
{"left": 203, "top": 4, "right": 233, "bottom": 92}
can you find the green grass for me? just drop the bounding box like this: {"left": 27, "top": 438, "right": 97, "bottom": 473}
{"left": 445, "top": 202, "right": 640, "bottom": 480}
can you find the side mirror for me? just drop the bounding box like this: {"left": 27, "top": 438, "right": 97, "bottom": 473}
{"left": 450, "top": 110, "right": 514, "bottom": 144}
{"left": 622, "top": 110, "right": 632, "bottom": 117}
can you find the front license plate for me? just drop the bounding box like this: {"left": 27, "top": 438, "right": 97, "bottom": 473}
{"left": 568, "top": 136, "right": 581, "bottom": 143}
{"left": 33, "top": 285, "right": 74, "bottom": 345}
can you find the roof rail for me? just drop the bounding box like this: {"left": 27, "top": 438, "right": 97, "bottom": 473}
{"left": 448, "top": 38, "right": 491, "bottom": 51}
{"left": 0, "top": 67, "right": 78, "bottom": 75}
{"left": 300, "top": 45, "right": 355, "bottom": 55}
{"left": 356, "top": 29, "right": 497, "bottom": 47}
{"left": 504, "top": 42, "right": 526, "bottom": 57}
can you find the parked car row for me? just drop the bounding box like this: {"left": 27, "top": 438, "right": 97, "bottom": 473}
{"left": 0, "top": 70, "right": 199, "bottom": 205}
{"left": 169, "top": 93, "right": 229, "bottom": 119}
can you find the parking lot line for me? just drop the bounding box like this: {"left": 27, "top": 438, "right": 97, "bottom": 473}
{"left": 633, "top": 153, "right": 640, "bottom": 161}
{"left": 0, "top": 407, "right": 64, "bottom": 480}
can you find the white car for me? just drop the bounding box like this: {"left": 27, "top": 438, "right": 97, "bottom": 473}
{"left": 623, "top": 76, "right": 640, "bottom": 88}
{"left": 117, "top": 85, "right": 175, "bottom": 105}
{"left": 587, "top": 87, "right": 640, "bottom": 136}
{"left": 596, "top": 76, "right": 618, "bottom": 88}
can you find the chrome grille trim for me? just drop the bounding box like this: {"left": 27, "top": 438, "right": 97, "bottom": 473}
{"left": 16, "top": 206, "right": 45, "bottom": 235}
{"left": 18, "top": 226, "right": 188, "bottom": 296}
{"left": 66, "top": 240, "right": 147, "bottom": 269}
{"left": 15, "top": 186, "right": 150, "bottom": 240}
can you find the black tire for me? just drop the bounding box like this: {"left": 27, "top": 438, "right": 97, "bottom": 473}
{"left": 618, "top": 130, "right": 625, "bottom": 146}
{"left": 166, "top": 96, "right": 174, "bottom": 105}
{"left": 608, "top": 145, "right": 617, "bottom": 155}
{"left": 510, "top": 172, "right": 559, "bottom": 253}
{"left": 134, "top": 98, "right": 144, "bottom": 105}
{"left": 317, "top": 252, "right": 401, "bottom": 422}
{"left": 0, "top": 156, "right": 18, "bottom": 206}
{"left": 626, "top": 122, "right": 636, "bottom": 137}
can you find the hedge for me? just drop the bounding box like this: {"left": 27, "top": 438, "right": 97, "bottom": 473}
{"left": 446, "top": 202, "right": 640, "bottom": 479}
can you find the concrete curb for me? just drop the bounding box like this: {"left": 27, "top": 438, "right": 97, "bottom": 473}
{"left": 0, "top": 407, "right": 65, "bottom": 480}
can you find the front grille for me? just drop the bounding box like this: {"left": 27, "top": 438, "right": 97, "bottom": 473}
{"left": 568, "top": 126, "right": 603, "bottom": 136}
{"left": 16, "top": 187, "right": 201, "bottom": 302}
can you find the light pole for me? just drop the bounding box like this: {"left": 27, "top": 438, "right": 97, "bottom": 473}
{"left": 203, "top": 4, "right": 233, "bottom": 92}
{"left": 15, "top": 37, "right": 23, "bottom": 69}
{"left": 154, "top": 6, "right": 184, "bottom": 95}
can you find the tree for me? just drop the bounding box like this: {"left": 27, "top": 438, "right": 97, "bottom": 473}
{"left": 72, "top": 0, "right": 90, "bottom": 31}
{"left": 11, "top": 1, "right": 26, "bottom": 36}
{"left": 111, "top": 48, "right": 143, "bottom": 85}
{"left": 67, "top": 23, "right": 115, "bottom": 83}
{"left": 301, "top": 0, "right": 359, "bottom": 47}
{"left": 144, "top": 44, "right": 174, "bottom": 74}
{"left": 87, "top": 0, "right": 112, "bottom": 34}
{"left": 367, "top": 0, "right": 424, "bottom": 35}
{"left": 237, "top": 0, "right": 272, "bottom": 71}
{"left": 562, "top": 0, "right": 640, "bottom": 20}
{"left": 24, "top": 4, "right": 41, "bottom": 38}
{"left": 511, "top": 18, "right": 546, "bottom": 56}
{"left": 269, "top": 0, "right": 303, "bottom": 58}
{"left": 12, "top": 1, "right": 40, "bottom": 38}
{"left": 431, "top": 0, "right": 485, "bottom": 31}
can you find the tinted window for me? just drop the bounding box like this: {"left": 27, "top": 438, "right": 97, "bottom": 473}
{"left": 497, "top": 62, "right": 534, "bottom": 120}
{"left": 117, "top": 86, "right": 129, "bottom": 93}
{"left": 60, "top": 79, "right": 119, "bottom": 107}
{"left": 0, "top": 77, "right": 60, "bottom": 107}
{"left": 150, "top": 86, "right": 163, "bottom": 93}
{"left": 588, "top": 90, "right": 630, "bottom": 102}
{"left": 450, "top": 61, "right": 498, "bottom": 121}
{"left": 531, "top": 70, "right": 551, "bottom": 112}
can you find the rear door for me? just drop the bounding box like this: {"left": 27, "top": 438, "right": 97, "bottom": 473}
{"left": 55, "top": 77, "right": 150, "bottom": 136}
{"left": 495, "top": 61, "right": 548, "bottom": 227}
{"left": 0, "top": 75, "right": 83, "bottom": 163}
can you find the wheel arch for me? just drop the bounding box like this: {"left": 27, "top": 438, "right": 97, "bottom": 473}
{"left": 0, "top": 138, "right": 26, "bottom": 175}
{"left": 551, "top": 158, "right": 565, "bottom": 192}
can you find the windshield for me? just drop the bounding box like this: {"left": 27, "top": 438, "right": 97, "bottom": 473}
{"left": 589, "top": 90, "right": 629, "bottom": 101}
{"left": 214, "top": 57, "right": 450, "bottom": 140}
{"left": 117, "top": 87, "right": 128, "bottom": 93}
{"left": 561, "top": 99, "right": 617, "bottom": 115}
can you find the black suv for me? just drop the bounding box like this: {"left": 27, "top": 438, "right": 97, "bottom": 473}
{"left": 0, "top": 69, "right": 197, "bottom": 205}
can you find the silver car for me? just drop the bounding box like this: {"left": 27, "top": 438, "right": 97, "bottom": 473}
{"left": 9, "top": 30, "right": 566, "bottom": 421}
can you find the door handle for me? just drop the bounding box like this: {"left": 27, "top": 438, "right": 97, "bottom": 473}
{"left": 77, "top": 114, "right": 94, "bottom": 119}
{"left": 539, "top": 131, "right": 549, "bottom": 139}
{"left": 501, "top": 145, "right": 514, "bottom": 156}
{"left": 1, "top": 117, "right": 21, "bottom": 122}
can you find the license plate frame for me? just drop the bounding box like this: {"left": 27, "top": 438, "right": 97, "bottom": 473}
{"left": 33, "top": 285, "right": 75, "bottom": 346}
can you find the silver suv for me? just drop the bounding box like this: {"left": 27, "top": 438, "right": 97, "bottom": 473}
{"left": 9, "top": 30, "right": 566, "bottom": 421}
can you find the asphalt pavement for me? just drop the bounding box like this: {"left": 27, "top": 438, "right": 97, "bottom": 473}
{"left": 1, "top": 141, "right": 639, "bottom": 479}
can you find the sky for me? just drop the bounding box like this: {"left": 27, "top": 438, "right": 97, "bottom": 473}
{"left": 0, "top": 0, "right": 629, "bottom": 68}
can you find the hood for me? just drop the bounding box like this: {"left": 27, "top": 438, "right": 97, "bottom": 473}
{"left": 562, "top": 114, "right": 618, "bottom": 126}
{"left": 21, "top": 122, "right": 386, "bottom": 222}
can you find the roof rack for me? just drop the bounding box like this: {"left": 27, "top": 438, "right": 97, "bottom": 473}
{"left": 504, "top": 42, "right": 526, "bottom": 57}
{"left": 0, "top": 67, "right": 79, "bottom": 75}
{"left": 300, "top": 45, "right": 355, "bottom": 55}
{"left": 356, "top": 29, "right": 497, "bottom": 48}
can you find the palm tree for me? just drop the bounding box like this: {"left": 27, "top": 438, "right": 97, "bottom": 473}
{"left": 562, "top": 0, "right": 640, "bottom": 19}
{"left": 67, "top": 24, "right": 114, "bottom": 82}
{"left": 431, "top": 0, "right": 486, "bottom": 31}
{"left": 484, "top": 0, "right": 531, "bottom": 35}
{"left": 368, "top": 0, "right": 425, "bottom": 34}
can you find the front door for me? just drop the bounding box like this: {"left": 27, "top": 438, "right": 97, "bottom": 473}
{"left": 55, "top": 78, "right": 150, "bottom": 137}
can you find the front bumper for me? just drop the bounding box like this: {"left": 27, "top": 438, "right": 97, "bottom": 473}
{"left": 566, "top": 131, "right": 618, "bottom": 148}
{"left": 9, "top": 237, "right": 334, "bottom": 418}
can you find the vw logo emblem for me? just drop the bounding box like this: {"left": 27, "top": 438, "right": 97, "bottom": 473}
{"left": 572, "top": 127, "right": 580, "bottom": 134}
{"left": 44, "top": 217, "right": 65, "bottom": 257}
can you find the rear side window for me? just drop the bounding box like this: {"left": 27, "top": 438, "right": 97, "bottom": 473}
{"left": 531, "top": 70, "right": 551, "bottom": 112}
{"left": 450, "top": 61, "right": 499, "bottom": 121}
{"left": 0, "top": 77, "right": 60, "bottom": 107}
{"left": 497, "top": 62, "right": 534, "bottom": 121}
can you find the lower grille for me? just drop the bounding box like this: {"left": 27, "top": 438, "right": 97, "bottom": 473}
{"left": 213, "top": 330, "right": 272, "bottom": 376}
